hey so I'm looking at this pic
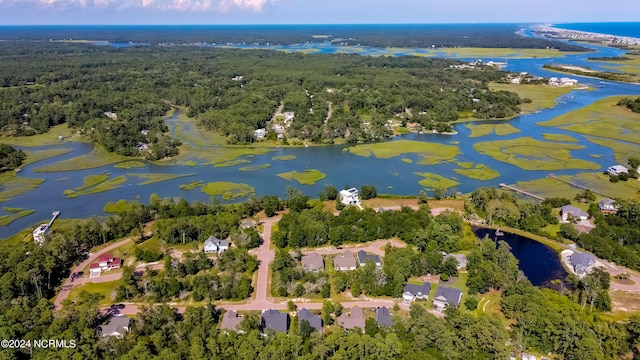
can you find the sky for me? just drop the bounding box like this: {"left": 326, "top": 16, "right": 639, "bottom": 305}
{"left": 0, "top": 0, "right": 638, "bottom": 25}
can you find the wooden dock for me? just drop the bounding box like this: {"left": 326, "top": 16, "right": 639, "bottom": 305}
{"left": 547, "top": 174, "right": 612, "bottom": 198}
{"left": 499, "top": 183, "right": 545, "bottom": 201}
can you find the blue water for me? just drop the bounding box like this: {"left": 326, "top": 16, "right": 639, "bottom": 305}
{"left": 554, "top": 22, "right": 640, "bottom": 38}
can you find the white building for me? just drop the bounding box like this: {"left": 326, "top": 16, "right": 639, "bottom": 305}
{"left": 560, "top": 205, "right": 589, "bottom": 222}
{"left": 33, "top": 224, "right": 50, "bottom": 245}
{"left": 255, "top": 129, "right": 266, "bottom": 139}
{"left": 608, "top": 165, "right": 629, "bottom": 176}
{"left": 339, "top": 188, "right": 359, "bottom": 206}
{"left": 204, "top": 236, "right": 230, "bottom": 254}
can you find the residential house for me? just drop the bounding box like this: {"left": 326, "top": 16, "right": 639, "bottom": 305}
{"left": 560, "top": 205, "right": 589, "bottom": 222}
{"left": 99, "top": 316, "right": 132, "bottom": 338}
{"left": 32, "top": 224, "right": 50, "bottom": 245}
{"left": 89, "top": 263, "right": 102, "bottom": 278}
{"left": 402, "top": 282, "right": 432, "bottom": 302}
{"left": 220, "top": 310, "right": 244, "bottom": 333}
{"left": 254, "top": 129, "right": 266, "bottom": 139}
{"left": 240, "top": 219, "right": 257, "bottom": 228}
{"left": 204, "top": 235, "right": 230, "bottom": 254}
{"left": 302, "top": 253, "right": 324, "bottom": 272}
{"left": 356, "top": 250, "right": 382, "bottom": 268}
{"left": 570, "top": 251, "right": 596, "bottom": 277}
{"left": 376, "top": 307, "right": 393, "bottom": 327}
{"left": 433, "top": 286, "right": 463, "bottom": 312}
{"left": 298, "top": 308, "right": 322, "bottom": 332}
{"left": 444, "top": 253, "right": 467, "bottom": 269}
{"left": 607, "top": 164, "right": 629, "bottom": 176}
{"left": 337, "top": 305, "right": 365, "bottom": 331}
{"left": 339, "top": 188, "right": 359, "bottom": 206}
{"left": 334, "top": 250, "right": 357, "bottom": 271}
{"left": 283, "top": 112, "right": 295, "bottom": 122}
{"left": 598, "top": 198, "right": 618, "bottom": 214}
{"left": 560, "top": 77, "right": 578, "bottom": 86}
{"left": 96, "top": 253, "right": 123, "bottom": 271}
{"left": 104, "top": 111, "right": 118, "bottom": 120}
{"left": 261, "top": 309, "right": 289, "bottom": 333}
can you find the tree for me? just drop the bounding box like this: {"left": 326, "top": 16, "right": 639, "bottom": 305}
{"left": 360, "top": 185, "right": 378, "bottom": 200}
{"left": 287, "top": 300, "right": 297, "bottom": 311}
{"left": 319, "top": 185, "right": 338, "bottom": 201}
{"left": 299, "top": 319, "right": 314, "bottom": 340}
{"left": 321, "top": 300, "right": 334, "bottom": 326}
{"left": 365, "top": 317, "right": 379, "bottom": 336}
{"left": 559, "top": 223, "right": 580, "bottom": 241}
{"left": 433, "top": 188, "right": 446, "bottom": 200}
{"left": 418, "top": 190, "right": 429, "bottom": 205}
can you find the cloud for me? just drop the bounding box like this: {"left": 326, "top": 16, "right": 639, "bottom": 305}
{"left": 2, "top": 0, "right": 272, "bottom": 11}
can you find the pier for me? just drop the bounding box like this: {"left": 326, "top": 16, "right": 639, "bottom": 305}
{"left": 499, "top": 183, "right": 545, "bottom": 201}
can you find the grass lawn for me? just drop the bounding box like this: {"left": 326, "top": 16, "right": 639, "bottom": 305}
{"left": 67, "top": 280, "right": 120, "bottom": 306}
{"left": 0, "top": 208, "right": 35, "bottom": 226}
{"left": 127, "top": 173, "right": 196, "bottom": 185}
{"left": 465, "top": 123, "right": 521, "bottom": 138}
{"left": 277, "top": 169, "right": 326, "bottom": 185}
{"left": 453, "top": 164, "right": 500, "bottom": 180}
{"left": 542, "top": 133, "right": 580, "bottom": 143}
{"left": 0, "top": 123, "right": 90, "bottom": 147}
{"left": 541, "top": 223, "right": 561, "bottom": 237}
{"left": 490, "top": 83, "right": 581, "bottom": 113}
{"left": 199, "top": 181, "right": 255, "bottom": 200}
{"left": 273, "top": 155, "right": 296, "bottom": 161}
{"left": 414, "top": 172, "right": 460, "bottom": 190}
{"left": 23, "top": 148, "right": 73, "bottom": 165}
{"left": 64, "top": 174, "right": 127, "bottom": 198}
{"left": 34, "top": 146, "right": 130, "bottom": 172}
{"left": 473, "top": 136, "right": 600, "bottom": 171}
{"left": 0, "top": 172, "right": 44, "bottom": 203}
{"left": 537, "top": 96, "right": 640, "bottom": 146}
{"left": 361, "top": 198, "right": 419, "bottom": 208}
{"left": 429, "top": 199, "right": 466, "bottom": 211}
{"left": 238, "top": 164, "right": 271, "bottom": 171}
{"left": 347, "top": 140, "right": 460, "bottom": 165}
{"left": 114, "top": 160, "right": 146, "bottom": 169}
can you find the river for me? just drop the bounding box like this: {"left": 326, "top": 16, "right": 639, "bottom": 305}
{"left": 1, "top": 26, "right": 640, "bottom": 239}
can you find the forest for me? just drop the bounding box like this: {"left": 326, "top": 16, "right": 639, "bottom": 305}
{"left": 0, "top": 143, "right": 25, "bottom": 171}
{"left": 0, "top": 42, "right": 525, "bottom": 151}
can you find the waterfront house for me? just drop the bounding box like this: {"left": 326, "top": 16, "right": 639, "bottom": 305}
{"left": 356, "top": 250, "right": 382, "bottom": 268}
{"left": 607, "top": 164, "right": 629, "bottom": 176}
{"left": 99, "top": 316, "right": 131, "bottom": 338}
{"left": 301, "top": 253, "right": 324, "bottom": 272}
{"left": 598, "top": 198, "right": 618, "bottom": 214}
{"left": 204, "top": 236, "right": 230, "bottom": 254}
{"left": 32, "top": 224, "right": 50, "bottom": 245}
{"left": 560, "top": 205, "right": 589, "bottom": 222}
{"left": 333, "top": 250, "right": 357, "bottom": 271}
{"left": 376, "top": 307, "right": 393, "bottom": 327}
{"left": 337, "top": 305, "right": 365, "bottom": 331}
{"left": 433, "top": 286, "right": 463, "bottom": 312}
{"left": 220, "top": 310, "right": 244, "bottom": 333}
{"left": 261, "top": 309, "right": 289, "bottom": 334}
{"left": 402, "top": 282, "right": 432, "bottom": 302}
{"left": 570, "top": 251, "right": 596, "bottom": 277}
{"left": 254, "top": 129, "right": 266, "bottom": 139}
{"left": 298, "top": 308, "right": 322, "bottom": 332}
{"left": 339, "top": 188, "right": 360, "bottom": 206}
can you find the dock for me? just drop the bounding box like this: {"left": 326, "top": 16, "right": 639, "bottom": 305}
{"left": 547, "top": 174, "right": 612, "bottom": 198}
{"left": 499, "top": 183, "right": 545, "bottom": 201}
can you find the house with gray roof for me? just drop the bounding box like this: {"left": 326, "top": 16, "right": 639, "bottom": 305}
{"left": 337, "top": 305, "right": 365, "bottom": 330}
{"left": 570, "top": 251, "right": 596, "bottom": 277}
{"left": 402, "top": 282, "right": 432, "bottom": 302}
{"left": 433, "top": 286, "right": 462, "bottom": 312}
{"left": 444, "top": 253, "right": 467, "bottom": 269}
{"left": 598, "top": 198, "right": 618, "bottom": 214}
{"left": 376, "top": 307, "right": 393, "bottom": 327}
{"left": 561, "top": 205, "right": 588, "bottom": 222}
{"left": 261, "top": 309, "right": 289, "bottom": 333}
{"left": 204, "top": 235, "right": 230, "bottom": 254}
{"left": 356, "top": 250, "right": 382, "bottom": 269}
{"left": 301, "top": 253, "right": 324, "bottom": 272}
{"left": 99, "top": 316, "right": 132, "bottom": 338}
{"left": 220, "top": 310, "right": 244, "bottom": 333}
{"left": 240, "top": 219, "right": 257, "bottom": 228}
{"left": 334, "top": 250, "right": 357, "bottom": 271}
{"left": 298, "top": 308, "right": 322, "bottom": 332}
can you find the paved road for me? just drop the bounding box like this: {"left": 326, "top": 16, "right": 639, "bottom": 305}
{"left": 301, "top": 239, "right": 407, "bottom": 257}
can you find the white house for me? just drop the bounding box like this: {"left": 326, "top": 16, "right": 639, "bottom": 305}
{"left": 560, "top": 205, "right": 589, "bottom": 222}
{"left": 32, "top": 224, "right": 50, "bottom": 245}
{"left": 339, "top": 188, "right": 359, "bottom": 206}
{"left": 608, "top": 165, "right": 629, "bottom": 176}
{"left": 255, "top": 129, "right": 266, "bottom": 139}
{"left": 283, "top": 112, "right": 295, "bottom": 122}
{"left": 204, "top": 236, "right": 230, "bottom": 254}
{"left": 560, "top": 77, "right": 578, "bottom": 86}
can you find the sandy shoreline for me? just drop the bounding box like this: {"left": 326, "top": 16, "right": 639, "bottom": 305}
{"left": 532, "top": 24, "right": 640, "bottom": 47}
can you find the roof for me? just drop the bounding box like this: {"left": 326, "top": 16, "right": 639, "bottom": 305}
{"left": 403, "top": 282, "right": 432, "bottom": 296}
{"left": 337, "top": 305, "right": 365, "bottom": 330}
{"left": 334, "top": 250, "right": 357, "bottom": 269}
{"left": 240, "top": 219, "right": 256, "bottom": 228}
{"left": 301, "top": 253, "right": 324, "bottom": 271}
{"left": 220, "top": 310, "right": 243, "bottom": 332}
{"left": 205, "top": 236, "right": 229, "bottom": 248}
{"left": 608, "top": 164, "right": 629, "bottom": 172}
{"left": 376, "top": 307, "right": 393, "bottom": 327}
{"left": 99, "top": 316, "right": 131, "bottom": 336}
{"left": 561, "top": 205, "right": 588, "bottom": 218}
{"left": 90, "top": 263, "right": 102, "bottom": 270}
{"left": 98, "top": 253, "right": 114, "bottom": 262}
{"left": 570, "top": 252, "right": 596, "bottom": 268}
{"left": 340, "top": 188, "right": 358, "bottom": 195}
{"left": 444, "top": 253, "right": 467, "bottom": 268}
{"left": 434, "top": 286, "right": 462, "bottom": 307}
{"left": 357, "top": 250, "right": 381, "bottom": 265}
{"left": 261, "top": 309, "right": 289, "bottom": 333}
{"left": 298, "top": 308, "right": 322, "bottom": 332}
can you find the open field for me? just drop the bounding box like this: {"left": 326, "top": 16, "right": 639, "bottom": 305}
{"left": 490, "top": 83, "right": 582, "bottom": 113}
{"left": 239, "top": 164, "right": 272, "bottom": 171}
{"left": 414, "top": 172, "right": 460, "bottom": 190}
{"left": 0, "top": 208, "right": 35, "bottom": 226}
{"left": 538, "top": 96, "right": 640, "bottom": 146}
{"left": 453, "top": 164, "right": 500, "bottom": 180}
{"left": 0, "top": 123, "right": 90, "bottom": 147}
{"left": 473, "top": 137, "right": 600, "bottom": 171}
{"left": 127, "top": 173, "right": 195, "bottom": 185}
{"left": 34, "top": 146, "right": 130, "bottom": 172}
{"left": 586, "top": 137, "right": 640, "bottom": 165}
{"left": 66, "top": 281, "right": 120, "bottom": 307}
{"left": 23, "top": 148, "right": 73, "bottom": 165}
{"left": 200, "top": 181, "right": 255, "bottom": 200}
{"left": 64, "top": 174, "right": 127, "bottom": 198}
{"left": 347, "top": 139, "right": 460, "bottom": 165}
{"left": 0, "top": 172, "right": 44, "bottom": 203}
{"left": 114, "top": 160, "right": 146, "bottom": 169}
{"left": 272, "top": 155, "right": 296, "bottom": 161}
{"left": 606, "top": 290, "right": 640, "bottom": 321}
{"left": 465, "top": 123, "right": 520, "bottom": 138}
{"left": 515, "top": 173, "right": 640, "bottom": 201}
{"left": 277, "top": 169, "right": 326, "bottom": 185}
{"left": 542, "top": 133, "right": 580, "bottom": 143}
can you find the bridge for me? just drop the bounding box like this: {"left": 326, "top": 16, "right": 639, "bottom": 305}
{"left": 499, "top": 183, "right": 545, "bottom": 201}
{"left": 547, "top": 174, "right": 612, "bottom": 199}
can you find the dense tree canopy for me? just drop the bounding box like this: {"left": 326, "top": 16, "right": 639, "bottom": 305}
{"left": 0, "top": 143, "right": 25, "bottom": 171}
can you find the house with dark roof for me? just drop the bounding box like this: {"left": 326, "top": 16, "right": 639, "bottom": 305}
{"left": 220, "top": 310, "right": 244, "bottom": 333}
{"left": 561, "top": 205, "right": 588, "bottom": 222}
{"left": 204, "top": 235, "right": 230, "bottom": 254}
{"left": 570, "top": 251, "right": 596, "bottom": 277}
{"left": 334, "top": 250, "right": 357, "bottom": 271}
{"left": 402, "top": 282, "right": 432, "bottom": 302}
{"left": 337, "top": 305, "right": 365, "bottom": 330}
{"left": 301, "top": 253, "right": 324, "bottom": 272}
{"left": 433, "top": 286, "right": 462, "bottom": 312}
{"left": 298, "top": 308, "right": 322, "bottom": 332}
{"left": 376, "top": 307, "right": 393, "bottom": 327}
{"left": 356, "top": 250, "right": 382, "bottom": 269}
{"left": 99, "top": 316, "right": 132, "bottom": 338}
{"left": 598, "top": 198, "right": 618, "bottom": 214}
{"left": 261, "top": 309, "right": 289, "bottom": 333}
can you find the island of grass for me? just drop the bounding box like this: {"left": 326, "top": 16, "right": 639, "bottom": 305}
{"left": 542, "top": 133, "right": 580, "bottom": 143}
{"left": 103, "top": 199, "right": 138, "bottom": 213}
{"left": 453, "top": 164, "right": 500, "bottom": 180}
{"left": 179, "top": 180, "right": 204, "bottom": 191}
{"left": 127, "top": 173, "right": 195, "bottom": 185}
{"left": 214, "top": 159, "right": 251, "bottom": 168}
{"left": 347, "top": 139, "right": 460, "bottom": 165}
{"left": 465, "top": 123, "right": 521, "bottom": 138}
{"left": 34, "top": 146, "right": 130, "bottom": 173}
{"left": 0, "top": 172, "right": 44, "bottom": 203}
{"left": 414, "top": 172, "right": 460, "bottom": 190}
{"left": 277, "top": 169, "right": 326, "bottom": 185}
{"left": 272, "top": 155, "right": 296, "bottom": 161}
{"left": 114, "top": 160, "right": 146, "bottom": 169}
{"left": 586, "top": 137, "right": 640, "bottom": 165}
{"left": 401, "top": 158, "right": 413, "bottom": 163}
{"left": 200, "top": 181, "right": 255, "bottom": 200}
{"left": 64, "top": 173, "right": 127, "bottom": 198}
{"left": 239, "top": 164, "right": 271, "bottom": 171}
{"left": 0, "top": 207, "right": 36, "bottom": 226}
{"left": 489, "top": 83, "right": 584, "bottom": 114}
{"left": 23, "top": 148, "right": 73, "bottom": 165}
{"left": 473, "top": 137, "right": 600, "bottom": 171}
